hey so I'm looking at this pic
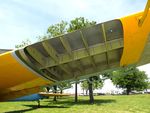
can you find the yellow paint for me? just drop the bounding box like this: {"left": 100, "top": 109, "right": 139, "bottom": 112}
{"left": 120, "top": 10, "right": 150, "bottom": 66}
{"left": 139, "top": 0, "right": 150, "bottom": 26}
{"left": 1, "top": 78, "right": 53, "bottom": 95}
{"left": 0, "top": 51, "right": 53, "bottom": 100}
{"left": 0, "top": 87, "right": 42, "bottom": 101}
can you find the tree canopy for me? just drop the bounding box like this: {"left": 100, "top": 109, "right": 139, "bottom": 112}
{"left": 15, "top": 39, "right": 31, "bottom": 48}
{"left": 80, "top": 76, "right": 103, "bottom": 95}
{"left": 68, "top": 17, "right": 96, "bottom": 32}
{"left": 111, "top": 67, "right": 149, "bottom": 95}
{"left": 37, "top": 17, "right": 96, "bottom": 41}
{"left": 57, "top": 82, "right": 72, "bottom": 93}
{"left": 47, "top": 20, "right": 68, "bottom": 38}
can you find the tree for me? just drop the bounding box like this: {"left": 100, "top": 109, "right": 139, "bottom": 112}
{"left": 112, "top": 67, "right": 149, "bottom": 95}
{"left": 81, "top": 80, "right": 89, "bottom": 95}
{"left": 53, "top": 85, "right": 57, "bottom": 101}
{"left": 81, "top": 77, "right": 103, "bottom": 95}
{"left": 74, "top": 81, "right": 78, "bottom": 103}
{"left": 147, "top": 82, "right": 150, "bottom": 89}
{"left": 68, "top": 17, "right": 96, "bottom": 32}
{"left": 47, "top": 20, "right": 68, "bottom": 37}
{"left": 68, "top": 17, "right": 96, "bottom": 103}
{"left": 57, "top": 82, "right": 72, "bottom": 94}
{"left": 88, "top": 77, "right": 94, "bottom": 104}
{"left": 38, "top": 21, "right": 68, "bottom": 41}
{"left": 15, "top": 39, "right": 31, "bottom": 48}
{"left": 80, "top": 76, "right": 103, "bottom": 103}
{"left": 89, "top": 76, "right": 103, "bottom": 104}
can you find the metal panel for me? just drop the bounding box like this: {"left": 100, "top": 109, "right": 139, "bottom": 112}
{"left": 18, "top": 19, "right": 123, "bottom": 81}
{"left": 81, "top": 24, "right": 104, "bottom": 46}
{"left": 48, "top": 37, "right": 66, "bottom": 54}
{"left": 104, "top": 20, "right": 123, "bottom": 41}
{"left": 63, "top": 31, "right": 84, "bottom": 50}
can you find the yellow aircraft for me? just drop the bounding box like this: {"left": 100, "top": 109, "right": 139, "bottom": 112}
{"left": 0, "top": 0, "right": 150, "bottom": 101}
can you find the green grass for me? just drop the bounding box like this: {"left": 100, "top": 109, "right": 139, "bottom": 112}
{"left": 0, "top": 94, "right": 150, "bottom": 113}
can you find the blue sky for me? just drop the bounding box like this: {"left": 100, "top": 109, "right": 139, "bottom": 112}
{"left": 0, "top": 0, "right": 147, "bottom": 49}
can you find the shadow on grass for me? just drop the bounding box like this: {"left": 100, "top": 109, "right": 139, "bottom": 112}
{"left": 5, "top": 105, "right": 69, "bottom": 113}
{"left": 47, "top": 99, "right": 116, "bottom": 106}
{"left": 5, "top": 98, "right": 116, "bottom": 113}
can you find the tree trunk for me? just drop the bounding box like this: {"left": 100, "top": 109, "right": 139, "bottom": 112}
{"left": 86, "top": 90, "right": 88, "bottom": 95}
{"left": 75, "top": 82, "right": 78, "bottom": 103}
{"left": 60, "top": 89, "right": 63, "bottom": 97}
{"left": 37, "top": 100, "right": 40, "bottom": 108}
{"left": 126, "top": 87, "right": 131, "bottom": 95}
{"left": 53, "top": 85, "right": 57, "bottom": 101}
{"left": 88, "top": 77, "right": 94, "bottom": 104}
{"left": 83, "top": 89, "right": 84, "bottom": 96}
{"left": 60, "top": 90, "right": 63, "bottom": 94}
{"left": 46, "top": 87, "right": 50, "bottom": 92}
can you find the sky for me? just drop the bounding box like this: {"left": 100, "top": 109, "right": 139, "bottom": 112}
{"left": 0, "top": 0, "right": 149, "bottom": 93}
{"left": 0, "top": 0, "right": 147, "bottom": 49}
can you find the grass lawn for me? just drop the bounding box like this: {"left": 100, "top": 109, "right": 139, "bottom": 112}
{"left": 0, "top": 94, "right": 150, "bottom": 113}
